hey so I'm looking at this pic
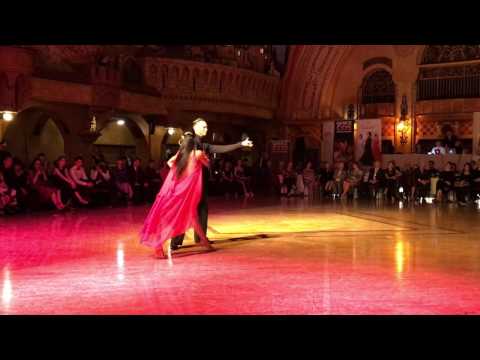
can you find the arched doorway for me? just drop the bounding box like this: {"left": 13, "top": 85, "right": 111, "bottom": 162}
{"left": 93, "top": 117, "right": 149, "bottom": 164}
{"left": 3, "top": 107, "right": 67, "bottom": 164}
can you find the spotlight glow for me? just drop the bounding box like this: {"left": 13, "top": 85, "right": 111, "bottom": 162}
{"left": 167, "top": 127, "right": 175, "bottom": 136}
{"left": 116, "top": 119, "right": 125, "bottom": 126}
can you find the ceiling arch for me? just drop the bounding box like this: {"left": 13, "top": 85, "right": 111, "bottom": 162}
{"left": 278, "top": 45, "right": 353, "bottom": 122}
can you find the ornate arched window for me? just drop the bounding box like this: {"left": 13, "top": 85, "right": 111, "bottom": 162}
{"left": 361, "top": 69, "right": 395, "bottom": 104}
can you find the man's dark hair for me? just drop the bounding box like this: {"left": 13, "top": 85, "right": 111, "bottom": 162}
{"left": 74, "top": 156, "right": 84, "bottom": 162}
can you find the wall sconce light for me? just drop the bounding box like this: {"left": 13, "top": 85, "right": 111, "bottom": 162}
{"left": 167, "top": 127, "right": 175, "bottom": 136}
{"left": 90, "top": 116, "right": 97, "bottom": 132}
{"left": 1, "top": 111, "right": 16, "bottom": 122}
{"left": 397, "top": 95, "right": 409, "bottom": 145}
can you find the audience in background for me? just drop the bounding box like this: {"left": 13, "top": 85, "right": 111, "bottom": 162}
{"left": 3, "top": 145, "right": 480, "bottom": 216}
{"left": 52, "top": 155, "right": 89, "bottom": 206}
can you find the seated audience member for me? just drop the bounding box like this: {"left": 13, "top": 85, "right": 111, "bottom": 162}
{"left": 342, "top": 161, "right": 363, "bottom": 199}
{"left": 144, "top": 160, "right": 162, "bottom": 202}
{"left": 69, "top": 156, "right": 94, "bottom": 203}
{"left": 0, "top": 171, "right": 17, "bottom": 214}
{"left": 130, "top": 158, "right": 148, "bottom": 204}
{"left": 11, "top": 161, "right": 30, "bottom": 211}
{"left": 385, "top": 161, "right": 402, "bottom": 202}
{"left": 29, "top": 158, "right": 66, "bottom": 211}
{"left": 210, "top": 158, "right": 224, "bottom": 193}
{"left": 415, "top": 163, "right": 431, "bottom": 202}
{"left": 90, "top": 159, "right": 114, "bottom": 206}
{"left": 284, "top": 162, "right": 297, "bottom": 197}
{"left": 319, "top": 162, "right": 334, "bottom": 196}
{"left": 302, "top": 161, "right": 316, "bottom": 197}
{"left": 221, "top": 161, "right": 241, "bottom": 199}
{"left": 326, "top": 162, "right": 346, "bottom": 197}
{"left": 242, "top": 158, "right": 255, "bottom": 193}
{"left": 276, "top": 161, "right": 287, "bottom": 196}
{"left": 367, "top": 160, "right": 385, "bottom": 199}
{"left": 52, "top": 156, "right": 89, "bottom": 206}
{"left": 112, "top": 158, "right": 133, "bottom": 202}
{"left": 430, "top": 141, "right": 446, "bottom": 155}
{"left": 436, "top": 162, "right": 455, "bottom": 202}
{"left": 472, "top": 160, "right": 480, "bottom": 200}
{"left": 36, "top": 153, "right": 52, "bottom": 175}
{"left": 294, "top": 162, "right": 305, "bottom": 196}
{"left": 1, "top": 154, "right": 16, "bottom": 192}
{"left": 406, "top": 164, "right": 420, "bottom": 200}
{"left": 427, "top": 160, "right": 440, "bottom": 178}
{"left": 234, "top": 159, "right": 254, "bottom": 198}
{"left": 455, "top": 163, "right": 473, "bottom": 206}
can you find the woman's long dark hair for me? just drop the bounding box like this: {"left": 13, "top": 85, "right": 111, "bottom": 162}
{"left": 175, "top": 132, "right": 195, "bottom": 178}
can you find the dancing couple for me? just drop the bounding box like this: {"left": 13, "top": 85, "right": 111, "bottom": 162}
{"left": 140, "top": 118, "right": 253, "bottom": 258}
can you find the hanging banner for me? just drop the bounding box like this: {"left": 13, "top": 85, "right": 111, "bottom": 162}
{"left": 356, "top": 118, "right": 382, "bottom": 166}
{"left": 333, "top": 120, "right": 354, "bottom": 163}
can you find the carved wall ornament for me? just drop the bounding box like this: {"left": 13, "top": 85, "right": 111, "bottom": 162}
{"left": 421, "top": 45, "right": 480, "bottom": 65}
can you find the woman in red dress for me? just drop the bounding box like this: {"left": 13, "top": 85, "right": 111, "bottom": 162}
{"left": 140, "top": 132, "right": 213, "bottom": 259}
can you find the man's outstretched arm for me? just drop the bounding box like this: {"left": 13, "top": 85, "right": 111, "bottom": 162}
{"left": 207, "top": 138, "right": 253, "bottom": 154}
{"left": 208, "top": 142, "right": 243, "bottom": 154}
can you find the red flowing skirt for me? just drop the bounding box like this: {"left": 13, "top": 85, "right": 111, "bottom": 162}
{"left": 140, "top": 163, "right": 204, "bottom": 249}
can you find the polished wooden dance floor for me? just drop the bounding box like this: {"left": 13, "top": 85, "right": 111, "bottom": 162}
{"left": 1, "top": 198, "right": 480, "bottom": 314}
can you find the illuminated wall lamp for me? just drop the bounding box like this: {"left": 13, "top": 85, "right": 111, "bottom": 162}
{"left": 2, "top": 111, "right": 16, "bottom": 122}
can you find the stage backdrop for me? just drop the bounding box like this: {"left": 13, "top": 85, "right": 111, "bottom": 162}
{"left": 334, "top": 120, "right": 354, "bottom": 163}
{"left": 356, "top": 118, "right": 382, "bottom": 165}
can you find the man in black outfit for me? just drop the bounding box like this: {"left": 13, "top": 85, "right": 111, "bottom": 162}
{"left": 170, "top": 118, "right": 253, "bottom": 250}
